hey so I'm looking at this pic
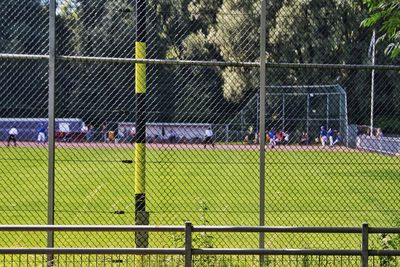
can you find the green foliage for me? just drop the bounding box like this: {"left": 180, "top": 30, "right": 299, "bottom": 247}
{"left": 1, "top": 0, "right": 399, "bottom": 126}
{"left": 376, "top": 232, "right": 400, "bottom": 266}
{"left": 220, "top": 67, "right": 247, "bottom": 101}
{"left": 302, "top": 255, "right": 311, "bottom": 267}
{"left": 209, "top": 0, "right": 260, "bottom": 101}
{"left": 57, "top": 0, "right": 80, "bottom": 20}
{"left": 270, "top": 0, "right": 369, "bottom": 82}
{"left": 188, "top": 0, "right": 222, "bottom": 34}
{"left": 375, "top": 117, "right": 400, "bottom": 135}
{"left": 193, "top": 200, "right": 216, "bottom": 266}
{"left": 0, "top": 0, "right": 53, "bottom": 118}
{"left": 361, "top": 0, "right": 400, "bottom": 58}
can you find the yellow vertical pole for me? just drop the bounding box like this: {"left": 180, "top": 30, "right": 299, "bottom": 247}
{"left": 135, "top": 0, "right": 149, "bottom": 263}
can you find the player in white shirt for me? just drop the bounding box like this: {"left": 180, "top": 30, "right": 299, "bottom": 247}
{"left": 7, "top": 127, "right": 18, "bottom": 146}
{"left": 204, "top": 127, "right": 215, "bottom": 148}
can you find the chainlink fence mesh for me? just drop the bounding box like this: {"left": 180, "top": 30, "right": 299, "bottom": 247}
{"left": 0, "top": 0, "right": 400, "bottom": 265}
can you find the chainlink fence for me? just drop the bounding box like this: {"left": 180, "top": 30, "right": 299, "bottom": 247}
{"left": 0, "top": 0, "right": 400, "bottom": 265}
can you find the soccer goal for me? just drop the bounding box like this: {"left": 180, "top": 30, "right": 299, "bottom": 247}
{"left": 228, "top": 84, "right": 349, "bottom": 145}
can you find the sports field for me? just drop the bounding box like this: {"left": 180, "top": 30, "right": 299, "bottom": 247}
{"left": 0, "top": 143, "right": 399, "bottom": 250}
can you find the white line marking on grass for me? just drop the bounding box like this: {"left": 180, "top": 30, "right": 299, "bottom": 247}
{"left": 125, "top": 203, "right": 135, "bottom": 210}
{"left": 85, "top": 183, "right": 105, "bottom": 204}
{"left": 111, "top": 201, "right": 121, "bottom": 210}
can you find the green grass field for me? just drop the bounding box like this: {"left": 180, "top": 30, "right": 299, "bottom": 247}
{"left": 0, "top": 145, "right": 399, "bottom": 251}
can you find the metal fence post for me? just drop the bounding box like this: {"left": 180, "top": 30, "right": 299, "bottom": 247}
{"left": 47, "top": 0, "right": 56, "bottom": 265}
{"left": 259, "top": 0, "right": 267, "bottom": 266}
{"left": 306, "top": 94, "right": 310, "bottom": 136}
{"left": 362, "top": 223, "right": 369, "bottom": 267}
{"left": 185, "top": 222, "right": 193, "bottom": 267}
{"left": 282, "top": 95, "right": 285, "bottom": 131}
{"left": 134, "top": 0, "right": 149, "bottom": 259}
{"left": 326, "top": 95, "right": 329, "bottom": 128}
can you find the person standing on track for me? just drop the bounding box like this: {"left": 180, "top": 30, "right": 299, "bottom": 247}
{"left": 7, "top": 127, "right": 18, "bottom": 146}
{"left": 37, "top": 123, "right": 46, "bottom": 143}
{"left": 320, "top": 126, "right": 328, "bottom": 147}
{"left": 284, "top": 131, "right": 289, "bottom": 145}
{"left": 101, "top": 123, "right": 108, "bottom": 143}
{"left": 268, "top": 128, "right": 276, "bottom": 148}
{"left": 328, "top": 128, "right": 334, "bottom": 146}
{"left": 204, "top": 126, "right": 215, "bottom": 148}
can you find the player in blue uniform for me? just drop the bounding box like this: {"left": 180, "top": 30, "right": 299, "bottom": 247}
{"left": 327, "top": 128, "right": 334, "bottom": 146}
{"left": 320, "top": 126, "right": 327, "bottom": 147}
{"left": 268, "top": 128, "right": 276, "bottom": 148}
{"left": 332, "top": 132, "right": 342, "bottom": 146}
{"left": 37, "top": 123, "right": 46, "bottom": 143}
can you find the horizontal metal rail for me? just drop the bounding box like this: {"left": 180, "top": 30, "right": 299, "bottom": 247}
{"left": 369, "top": 227, "right": 400, "bottom": 234}
{"left": 1, "top": 223, "right": 400, "bottom": 265}
{"left": 193, "top": 226, "right": 362, "bottom": 233}
{"left": 370, "top": 250, "right": 400, "bottom": 256}
{"left": 0, "top": 248, "right": 184, "bottom": 255}
{"left": 1, "top": 224, "right": 400, "bottom": 234}
{"left": 0, "top": 248, "right": 399, "bottom": 257}
{"left": 193, "top": 249, "right": 361, "bottom": 256}
{"left": 1, "top": 53, "right": 400, "bottom": 71}
{"left": 0, "top": 248, "right": 361, "bottom": 256}
{"left": 0, "top": 225, "right": 184, "bottom": 232}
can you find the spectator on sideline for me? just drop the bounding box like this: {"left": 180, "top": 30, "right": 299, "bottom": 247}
{"left": 117, "top": 127, "right": 125, "bottom": 143}
{"left": 101, "top": 124, "right": 107, "bottom": 143}
{"left": 244, "top": 126, "right": 255, "bottom": 144}
{"left": 320, "top": 126, "right": 328, "bottom": 147}
{"left": 86, "top": 125, "right": 94, "bottom": 142}
{"left": 276, "top": 130, "right": 284, "bottom": 145}
{"left": 37, "top": 123, "right": 46, "bottom": 143}
{"left": 268, "top": 128, "right": 276, "bottom": 148}
{"left": 299, "top": 132, "right": 309, "bottom": 145}
{"left": 168, "top": 130, "right": 177, "bottom": 143}
{"left": 284, "top": 131, "right": 289, "bottom": 145}
{"left": 376, "top": 128, "right": 383, "bottom": 138}
{"left": 332, "top": 132, "right": 342, "bottom": 146}
{"left": 129, "top": 126, "right": 136, "bottom": 144}
{"left": 328, "top": 128, "right": 334, "bottom": 146}
{"left": 256, "top": 131, "right": 261, "bottom": 144}
{"left": 81, "top": 124, "right": 88, "bottom": 142}
{"left": 7, "top": 127, "right": 18, "bottom": 146}
{"left": 204, "top": 127, "right": 215, "bottom": 148}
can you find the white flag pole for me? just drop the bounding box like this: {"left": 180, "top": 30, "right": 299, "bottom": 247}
{"left": 370, "top": 30, "right": 376, "bottom": 137}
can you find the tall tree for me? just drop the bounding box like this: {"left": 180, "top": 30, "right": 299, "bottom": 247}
{"left": 209, "top": 0, "right": 283, "bottom": 102}
{"left": 56, "top": 0, "right": 137, "bottom": 125}
{"left": 362, "top": 0, "right": 400, "bottom": 58}
{"left": 269, "top": 1, "right": 370, "bottom": 77}
{"left": 170, "top": 32, "right": 225, "bottom": 123}
{"left": 0, "top": 0, "right": 50, "bottom": 118}
{"left": 187, "top": 0, "right": 222, "bottom": 34}
{"left": 268, "top": 0, "right": 380, "bottom": 125}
